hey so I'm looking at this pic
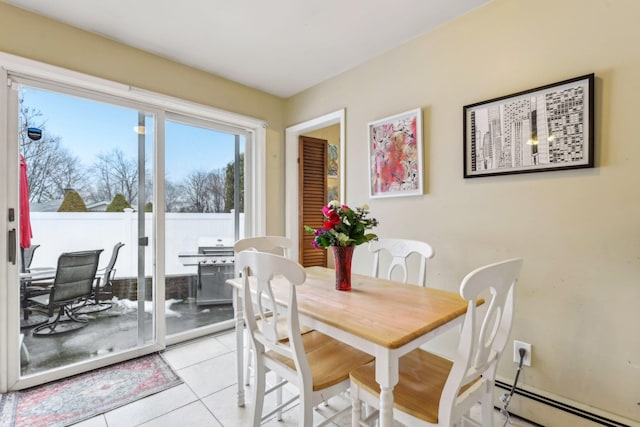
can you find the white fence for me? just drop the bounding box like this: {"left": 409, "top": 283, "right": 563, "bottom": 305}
{"left": 28, "top": 210, "right": 244, "bottom": 278}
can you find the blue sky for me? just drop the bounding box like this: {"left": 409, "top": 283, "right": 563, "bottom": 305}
{"left": 21, "top": 86, "right": 242, "bottom": 182}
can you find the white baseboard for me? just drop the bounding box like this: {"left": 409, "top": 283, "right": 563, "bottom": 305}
{"left": 494, "top": 375, "right": 639, "bottom": 427}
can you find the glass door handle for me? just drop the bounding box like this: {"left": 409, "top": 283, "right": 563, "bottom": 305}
{"left": 8, "top": 228, "right": 16, "bottom": 264}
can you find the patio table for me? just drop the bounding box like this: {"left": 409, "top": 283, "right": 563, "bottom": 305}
{"left": 19, "top": 267, "right": 56, "bottom": 328}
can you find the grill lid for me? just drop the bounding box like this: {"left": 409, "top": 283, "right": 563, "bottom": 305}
{"left": 197, "top": 237, "right": 234, "bottom": 258}
{"left": 198, "top": 237, "right": 234, "bottom": 249}
{"left": 200, "top": 247, "right": 234, "bottom": 257}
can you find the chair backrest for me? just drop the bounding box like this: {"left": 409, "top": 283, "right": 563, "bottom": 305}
{"left": 234, "top": 236, "right": 292, "bottom": 258}
{"left": 234, "top": 236, "right": 292, "bottom": 277}
{"left": 237, "top": 250, "right": 310, "bottom": 381}
{"left": 368, "top": 238, "right": 435, "bottom": 286}
{"left": 101, "top": 242, "right": 125, "bottom": 286}
{"left": 439, "top": 258, "right": 523, "bottom": 424}
{"left": 51, "top": 250, "right": 103, "bottom": 304}
{"left": 20, "top": 244, "right": 40, "bottom": 273}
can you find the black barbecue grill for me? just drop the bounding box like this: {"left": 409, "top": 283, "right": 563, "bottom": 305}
{"left": 195, "top": 238, "right": 235, "bottom": 305}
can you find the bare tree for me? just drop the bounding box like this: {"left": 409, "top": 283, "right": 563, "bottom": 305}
{"left": 91, "top": 149, "right": 138, "bottom": 204}
{"left": 182, "top": 171, "right": 211, "bottom": 212}
{"left": 19, "top": 98, "right": 87, "bottom": 203}
{"left": 208, "top": 169, "right": 226, "bottom": 213}
{"left": 164, "top": 179, "right": 182, "bottom": 212}
{"left": 48, "top": 151, "right": 89, "bottom": 197}
{"left": 89, "top": 156, "right": 113, "bottom": 203}
{"left": 180, "top": 169, "right": 226, "bottom": 213}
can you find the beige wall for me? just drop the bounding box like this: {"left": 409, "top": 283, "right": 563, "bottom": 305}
{"left": 0, "top": 2, "right": 286, "bottom": 235}
{"left": 3, "top": 0, "right": 640, "bottom": 422}
{"left": 286, "top": 0, "right": 640, "bottom": 424}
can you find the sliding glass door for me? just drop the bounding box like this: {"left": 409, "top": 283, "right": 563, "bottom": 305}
{"left": 163, "top": 115, "right": 244, "bottom": 342}
{"left": 8, "top": 79, "right": 159, "bottom": 385}
{"left": 0, "top": 55, "right": 264, "bottom": 392}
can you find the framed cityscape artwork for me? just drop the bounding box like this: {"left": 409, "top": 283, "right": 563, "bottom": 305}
{"left": 368, "top": 108, "right": 423, "bottom": 198}
{"left": 463, "top": 73, "right": 594, "bottom": 178}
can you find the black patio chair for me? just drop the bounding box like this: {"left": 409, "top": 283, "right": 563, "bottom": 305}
{"left": 73, "top": 242, "right": 124, "bottom": 314}
{"left": 20, "top": 244, "right": 50, "bottom": 328}
{"left": 29, "top": 249, "right": 103, "bottom": 336}
{"left": 21, "top": 244, "right": 40, "bottom": 273}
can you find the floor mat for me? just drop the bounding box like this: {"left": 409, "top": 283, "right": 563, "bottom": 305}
{"left": 0, "top": 353, "right": 182, "bottom": 427}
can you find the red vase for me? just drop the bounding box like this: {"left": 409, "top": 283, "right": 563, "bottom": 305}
{"left": 331, "top": 245, "right": 354, "bottom": 291}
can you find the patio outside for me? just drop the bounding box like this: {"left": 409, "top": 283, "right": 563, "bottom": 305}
{"left": 16, "top": 79, "right": 247, "bottom": 382}
{"left": 20, "top": 212, "right": 242, "bottom": 376}
{"left": 21, "top": 296, "right": 234, "bottom": 376}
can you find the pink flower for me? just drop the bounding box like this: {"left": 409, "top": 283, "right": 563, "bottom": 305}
{"left": 324, "top": 211, "right": 341, "bottom": 229}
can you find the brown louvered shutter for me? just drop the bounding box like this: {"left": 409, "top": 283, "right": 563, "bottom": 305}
{"left": 299, "top": 136, "right": 327, "bottom": 267}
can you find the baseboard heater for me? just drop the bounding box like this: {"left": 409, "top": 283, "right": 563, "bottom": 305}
{"left": 495, "top": 379, "right": 632, "bottom": 427}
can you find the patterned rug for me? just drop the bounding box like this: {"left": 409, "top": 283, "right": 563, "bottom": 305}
{"left": 0, "top": 353, "right": 182, "bottom": 427}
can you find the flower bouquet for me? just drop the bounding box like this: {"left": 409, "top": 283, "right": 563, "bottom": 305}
{"left": 304, "top": 201, "right": 378, "bottom": 290}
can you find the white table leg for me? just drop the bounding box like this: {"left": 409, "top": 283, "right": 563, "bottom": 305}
{"left": 379, "top": 387, "right": 394, "bottom": 427}
{"left": 233, "top": 286, "right": 245, "bottom": 407}
{"left": 375, "top": 348, "right": 399, "bottom": 427}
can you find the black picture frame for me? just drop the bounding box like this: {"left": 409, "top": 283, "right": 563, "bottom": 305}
{"left": 463, "top": 73, "right": 594, "bottom": 178}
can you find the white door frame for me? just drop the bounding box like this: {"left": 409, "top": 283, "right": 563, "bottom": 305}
{"left": 0, "top": 51, "right": 267, "bottom": 391}
{"left": 0, "top": 66, "right": 21, "bottom": 393}
{"left": 284, "top": 109, "right": 345, "bottom": 262}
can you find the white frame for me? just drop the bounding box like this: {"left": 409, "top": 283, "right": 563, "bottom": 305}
{"left": 367, "top": 108, "right": 423, "bottom": 199}
{"left": 285, "top": 109, "right": 345, "bottom": 262}
{"left": 0, "top": 51, "right": 266, "bottom": 392}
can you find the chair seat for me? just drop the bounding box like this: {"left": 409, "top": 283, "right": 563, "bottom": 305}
{"left": 350, "top": 348, "right": 477, "bottom": 423}
{"left": 245, "top": 305, "right": 312, "bottom": 389}
{"left": 23, "top": 284, "right": 50, "bottom": 295}
{"left": 269, "top": 330, "right": 374, "bottom": 391}
{"left": 21, "top": 284, "right": 51, "bottom": 328}
{"left": 28, "top": 294, "right": 51, "bottom": 307}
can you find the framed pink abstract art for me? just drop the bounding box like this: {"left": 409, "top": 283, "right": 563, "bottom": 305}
{"left": 368, "top": 108, "right": 423, "bottom": 198}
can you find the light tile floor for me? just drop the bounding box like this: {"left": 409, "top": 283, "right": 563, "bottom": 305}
{"left": 71, "top": 330, "right": 538, "bottom": 427}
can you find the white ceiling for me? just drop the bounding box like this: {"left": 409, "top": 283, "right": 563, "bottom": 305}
{"left": 4, "top": 0, "right": 491, "bottom": 98}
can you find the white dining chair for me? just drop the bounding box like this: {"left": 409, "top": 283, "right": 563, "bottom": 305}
{"left": 234, "top": 235, "right": 292, "bottom": 261}
{"left": 369, "top": 238, "right": 435, "bottom": 286}
{"left": 234, "top": 236, "right": 313, "bottom": 387}
{"left": 237, "top": 250, "right": 374, "bottom": 427}
{"left": 350, "top": 258, "right": 523, "bottom": 427}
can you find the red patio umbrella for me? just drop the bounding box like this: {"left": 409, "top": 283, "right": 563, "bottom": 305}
{"left": 20, "top": 154, "right": 32, "bottom": 249}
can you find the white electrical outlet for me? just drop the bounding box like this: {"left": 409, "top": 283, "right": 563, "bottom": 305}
{"left": 513, "top": 340, "right": 532, "bottom": 366}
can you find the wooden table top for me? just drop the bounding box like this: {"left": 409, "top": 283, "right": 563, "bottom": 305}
{"left": 228, "top": 266, "right": 472, "bottom": 350}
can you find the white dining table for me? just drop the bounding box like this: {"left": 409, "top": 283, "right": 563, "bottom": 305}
{"left": 226, "top": 266, "right": 473, "bottom": 427}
